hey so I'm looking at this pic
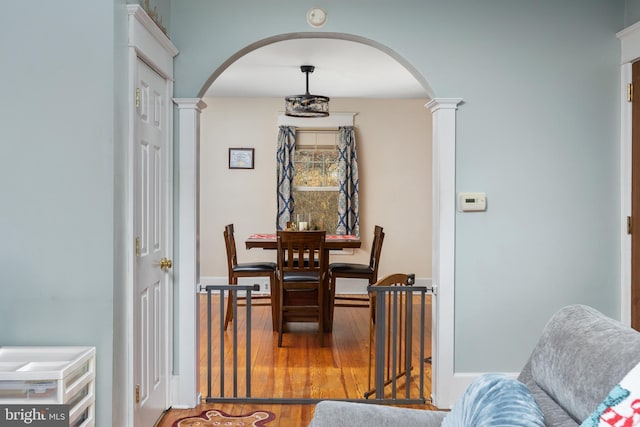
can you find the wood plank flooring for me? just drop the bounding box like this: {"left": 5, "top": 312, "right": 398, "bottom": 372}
{"left": 157, "top": 293, "right": 437, "bottom": 427}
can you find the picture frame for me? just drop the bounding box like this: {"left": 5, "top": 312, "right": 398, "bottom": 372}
{"left": 228, "top": 148, "right": 255, "bottom": 169}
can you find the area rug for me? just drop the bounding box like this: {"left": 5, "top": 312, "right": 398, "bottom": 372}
{"left": 172, "top": 409, "right": 276, "bottom": 427}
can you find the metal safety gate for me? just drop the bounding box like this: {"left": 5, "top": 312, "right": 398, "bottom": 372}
{"left": 203, "top": 283, "right": 430, "bottom": 405}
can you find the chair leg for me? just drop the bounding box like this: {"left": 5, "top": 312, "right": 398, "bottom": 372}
{"left": 269, "top": 272, "right": 278, "bottom": 331}
{"left": 278, "top": 286, "right": 284, "bottom": 347}
{"left": 319, "top": 286, "right": 324, "bottom": 347}
{"left": 328, "top": 274, "right": 337, "bottom": 332}
{"left": 278, "top": 311, "right": 284, "bottom": 347}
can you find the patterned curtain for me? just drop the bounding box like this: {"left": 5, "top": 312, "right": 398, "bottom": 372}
{"left": 336, "top": 126, "right": 360, "bottom": 236}
{"left": 276, "top": 126, "right": 296, "bottom": 230}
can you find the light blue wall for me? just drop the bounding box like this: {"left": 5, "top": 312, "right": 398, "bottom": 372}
{"left": 626, "top": 0, "right": 640, "bottom": 26}
{"left": 0, "top": 1, "right": 128, "bottom": 425}
{"left": 169, "top": 0, "right": 625, "bottom": 372}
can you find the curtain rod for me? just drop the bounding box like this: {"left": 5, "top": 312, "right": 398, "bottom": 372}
{"left": 296, "top": 128, "right": 339, "bottom": 133}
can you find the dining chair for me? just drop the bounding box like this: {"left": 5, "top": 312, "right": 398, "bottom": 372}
{"left": 365, "top": 273, "right": 415, "bottom": 399}
{"left": 276, "top": 230, "right": 327, "bottom": 347}
{"left": 223, "top": 224, "right": 277, "bottom": 331}
{"left": 328, "top": 225, "right": 385, "bottom": 329}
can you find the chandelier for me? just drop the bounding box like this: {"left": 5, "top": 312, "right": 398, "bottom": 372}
{"left": 285, "top": 65, "right": 330, "bottom": 117}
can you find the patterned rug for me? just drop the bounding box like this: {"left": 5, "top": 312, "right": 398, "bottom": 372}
{"left": 172, "top": 409, "right": 276, "bottom": 427}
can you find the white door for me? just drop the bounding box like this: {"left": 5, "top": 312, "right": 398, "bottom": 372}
{"left": 134, "top": 58, "right": 172, "bottom": 426}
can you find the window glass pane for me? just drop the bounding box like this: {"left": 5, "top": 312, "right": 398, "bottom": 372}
{"left": 294, "top": 149, "right": 339, "bottom": 187}
{"left": 292, "top": 145, "right": 340, "bottom": 234}
{"left": 293, "top": 190, "right": 339, "bottom": 234}
{"left": 324, "top": 151, "right": 339, "bottom": 187}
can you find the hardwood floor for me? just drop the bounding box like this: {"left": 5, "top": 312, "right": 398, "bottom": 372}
{"left": 157, "top": 293, "right": 436, "bottom": 427}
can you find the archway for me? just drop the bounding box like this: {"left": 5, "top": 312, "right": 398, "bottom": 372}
{"left": 174, "top": 32, "right": 461, "bottom": 409}
{"left": 196, "top": 33, "right": 435, "bottom": 100}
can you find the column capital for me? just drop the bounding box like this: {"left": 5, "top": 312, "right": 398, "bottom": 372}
{"left": 173, "top": 98, "right": 207, "bottom": 111}
{"left": 425, "top": 98, "right": 463, "bottom": 112}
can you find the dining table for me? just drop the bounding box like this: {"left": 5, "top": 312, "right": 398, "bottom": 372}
{"left": 245, "top": 233, "right": 362, "bottom": 332}
{"left": 245, "top": 233, "right": 361, "bottom": 250}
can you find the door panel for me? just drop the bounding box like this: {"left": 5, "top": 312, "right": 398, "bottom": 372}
{"left": 134, "top": 58, "right": 171, "bottom": 426}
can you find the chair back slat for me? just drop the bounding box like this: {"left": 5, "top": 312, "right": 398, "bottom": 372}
{"left": 224, "top": 224, "right": 238, "bottom": 272}
{"left": 277, "top": 230, "right": 326, "bottom": 277}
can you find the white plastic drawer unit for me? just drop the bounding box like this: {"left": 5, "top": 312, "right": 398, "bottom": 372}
{"left": 0, "top": 346, "right": 96, "bottom": 427}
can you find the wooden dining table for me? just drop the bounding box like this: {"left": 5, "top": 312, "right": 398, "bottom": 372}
{"left": 245, "top": 233, "right": 361, "bottom": 250}
{"left": 245, "top": 233, "right": 361, "bottom": 332}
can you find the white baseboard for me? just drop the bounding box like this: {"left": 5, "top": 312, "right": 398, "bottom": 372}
{"left": 171, "top": 375, "right": 200, "bottom": 409}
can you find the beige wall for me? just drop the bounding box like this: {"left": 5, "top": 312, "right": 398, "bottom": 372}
{"left": 200, "top": 97, "right": 432, "bottom": 281}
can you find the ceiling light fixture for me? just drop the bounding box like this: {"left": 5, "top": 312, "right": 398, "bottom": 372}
{"left": 285, "top": 65, "right": 330, "bottom": 118}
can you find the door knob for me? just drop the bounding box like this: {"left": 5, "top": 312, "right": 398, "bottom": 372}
{"left": 159, "top": 257, "right": 173, "bottom": 269}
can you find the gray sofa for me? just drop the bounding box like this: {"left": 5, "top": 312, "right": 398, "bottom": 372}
{"left": 308, "top": 304, "right": 640, "bottom": 427}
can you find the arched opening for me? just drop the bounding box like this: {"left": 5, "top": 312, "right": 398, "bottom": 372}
{"left": 195, "top": 33, "right": 435, "bottom": 100}
{"left": 174, "top": 32, "right": 461, "bottom": 408}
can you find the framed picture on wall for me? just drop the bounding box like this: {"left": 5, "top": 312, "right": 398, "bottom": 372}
{"left": 228, "top": 148, "right": 255, "bottom": 169}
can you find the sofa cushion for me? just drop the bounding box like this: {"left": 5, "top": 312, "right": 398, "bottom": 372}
{"left": 441, "top": 374, "right": 545, "bottom": 427}
{"left": 580, "top": 361, "right": 640, "bottom": 426}
{"left": 528, "top": 305, "right": 640, "bottom": 423}
{"left": 307, "top": 401, "right": 448, "bottom": 427}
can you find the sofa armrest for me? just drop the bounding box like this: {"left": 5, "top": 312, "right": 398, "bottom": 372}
{"left": 522, "top": 304, "right": 640, "bottom": 422}
{"left": 308, "top": 401, "right": 448, "bottom": 427}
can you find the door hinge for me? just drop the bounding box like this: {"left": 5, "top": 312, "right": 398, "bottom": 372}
{"left": 628, "top": 216, "right": 633, "bottom": 235}
{"left": 135, "top": 385, "right": 140, "bottom": 403}
{"left": 135, "top": 87, "right": 140, "bottom": 108}
{"left": 135, "top": 237, "right": 141, "bottom": 257}
{"left": 628, "top": 83, "right": 634, "bottom": 103}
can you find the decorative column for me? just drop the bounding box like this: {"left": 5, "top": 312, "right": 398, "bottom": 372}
{"left": 426, "top": 98, "right": 462, "bottom": 408}
{"left": 173, "top": 98, "right": 207, "bottom": 407}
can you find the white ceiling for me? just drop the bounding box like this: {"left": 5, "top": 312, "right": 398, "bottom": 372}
{"left": 204, "top": 38, "right": 430, "bottom": 99}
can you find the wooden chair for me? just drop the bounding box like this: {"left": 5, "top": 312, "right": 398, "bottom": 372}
{"left": 276, "top": 230, "right": 327, "bottom": 347}
{"left": 223, "top": 224, "right": 277, "bottom": 331}
{"left": 328, "top": 225, "right": 385, "bottom": 328}
{"left": 365, "top": 273, "right": 415, "bottom": 399}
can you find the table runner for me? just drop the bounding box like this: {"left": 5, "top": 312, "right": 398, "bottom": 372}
{"left": 248, "top": 233, "right": 358, "bottom": 240}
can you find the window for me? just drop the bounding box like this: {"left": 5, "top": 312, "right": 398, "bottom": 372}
{"left": 277, "top": 125, "right": 359, "bottom": 236}
{"left": 293, "top": 131, "right": 339, "bottom": 233}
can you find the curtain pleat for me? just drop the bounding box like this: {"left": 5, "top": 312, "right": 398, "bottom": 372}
{"left": 276, "top": 126, "right": 296, "bottom": 230}
{"left": 337, "top": 126, "right": 360, "bottom": 236}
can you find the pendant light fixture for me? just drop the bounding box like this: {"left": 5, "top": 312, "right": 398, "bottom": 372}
{"left": 285, "top": 65, "right": 330, "bottom": 117}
